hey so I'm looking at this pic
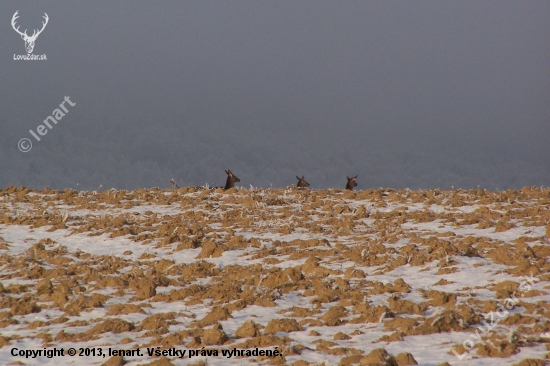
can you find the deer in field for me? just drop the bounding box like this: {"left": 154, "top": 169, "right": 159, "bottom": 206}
{"left": 224, "top": 170, "right": 240, "bottom": 190}
{"left": 296, "top": 176, "right": 310, "bottom": 188}
{"left": 346, "top": 175, "right": 358, "bottom": 190}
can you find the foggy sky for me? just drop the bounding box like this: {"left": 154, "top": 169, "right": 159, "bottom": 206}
{"left": 1, "top": 1, "right": 549, "bottom": 191}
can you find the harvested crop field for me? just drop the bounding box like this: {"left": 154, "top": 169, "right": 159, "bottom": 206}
{"left": 1, "top": 185, "right": 549, "bottom": 365}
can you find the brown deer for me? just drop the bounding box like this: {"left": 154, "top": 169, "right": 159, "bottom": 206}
{"left": 346, "top": 175, "right": 358, "bottom": 190}
{"left": 224, "top": 170, "right": 240, "bottom": 190}
{"left": 296, "top": 176, "right": 310, "bottom": 188}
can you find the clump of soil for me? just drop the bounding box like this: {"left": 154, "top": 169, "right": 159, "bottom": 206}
{"left": 64, "top": 294, "right": 109, "bottom": 312}
{"left": 344, "top": 267, "right": 366, "bottom": 279}
{"left": 334, "top": 332, "right": 351, "bottom": 340}
{"left": 150, "top": 332, "right": 186, "bottom": 348}
{"left": 139, "top": 312, "right": 176, "bottom": 331}
{"left": 424, "top": 290, "right": 456, "bottom": 308}
{"left": 233, "top": 335, "right": 291, "bottom": 349}
{"left": 107, "top": 304, "right": 145, "bottom": 315}
{"left": 321, "top": 305, "right": 348, "bottom": 326}
{"left": 512, "top": 359, "right": 547, "bottom": 366}
{"left": 0, "top": 335, "right": 11, "bottom": 347}
{"left": 198, "top": 307, "right": 232, "bottom": 327}
{"left": 235, "top": 320, "right": 262, "bottom": 338}
{"left": 101, "top": 355, "right": 126, "bottom": 366}
{"left": 494, "top": 220, "right": 515, "bottom": 232}
{"left": 264, "top": 318, "right": 302, "bottom": 334}
{"left": 388, "top": 297, "right": 425, "bottom": 315}
{"left": 202, "top": 325, "right": 229, "bottom": 345}
{"left": 196, "top": 240, "right": 227, "bottom": 259}
{"left": 35, "top": 279, "right": 53, "bottom": 296}
{"left": 395, "top": 352, "right": 418, "bottom": 365}
{"left": 475, "top": 338, "right": 518, "bottom": 358}
{"left": 49, "top": 291, "right": 68, "bottom": 307}
{"left": 339, "top": 354, "right": 363, "bottom": 365}
{"left": 359, "top": 348, "right": 395, "bottom": 365}
{"left": 407, "top": 310, "right": 464, "bottom": 335}
{"left": 352, "top": 303, "right": 391, "bottom": 324}
{"left": 130, "top": 278, "right": 157, "bottom": 300}
{"left": 375, "top": 332, "right": 404, "bottom": 343}
{"left": 87, "top": 319, "right": 135, "bottom": 335}
{"left": 11, "top": 297, "right": 41, "bottom": 315}
{"left": 384, "top": 317, "right": 419, "bottom": 332}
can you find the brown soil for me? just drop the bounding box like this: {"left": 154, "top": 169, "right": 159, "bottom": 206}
{"left": 2, "top": 186, "right": 550, "bottom": 364}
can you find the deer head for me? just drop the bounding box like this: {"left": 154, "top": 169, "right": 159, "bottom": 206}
{"left": 346, "top": 175, "right": 358, "bottom": 190}
{"left": 170, "top": 179, "right": 180, "bottom": 189}
{"left": 224, "top": 170, "right": 240, "bottom": 190}
{"left": 296, "top": 176, "right": 310, "bottom": 188}
{"left": 12, "top": 11, "right": 49, "bottom": 54}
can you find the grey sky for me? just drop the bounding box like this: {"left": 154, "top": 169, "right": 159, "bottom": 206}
{"left": 1, "top": 1, "right": 549, "bottom": 190}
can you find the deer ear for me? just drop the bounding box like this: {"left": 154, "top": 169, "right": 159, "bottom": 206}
{"left": 354, "top": 175, "right": 358, "bottom": 179}
{"left": 347, "top": 176, "right": 350, "bottom": 180}
{"left": 20, "top": 34, "right": 26, "bottom": 40}
{"left": 302, "top": 176, "right": 305, "bottom": 180}
{"left": 296, "top": 176, "right": 300, "bottom": 180}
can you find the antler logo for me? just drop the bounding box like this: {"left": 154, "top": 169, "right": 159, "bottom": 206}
{"left": 11, "top": 11, "right": 49, "bottom": 54}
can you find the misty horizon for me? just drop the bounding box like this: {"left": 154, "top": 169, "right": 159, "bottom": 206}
{"left": 1, "top": 1, "right": 549, "bottom": 191}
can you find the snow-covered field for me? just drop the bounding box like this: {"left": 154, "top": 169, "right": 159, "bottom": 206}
{"left": 0, "top": 185, "right": 549, "bottom": 366}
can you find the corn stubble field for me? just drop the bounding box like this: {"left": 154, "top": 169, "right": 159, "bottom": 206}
{"left": 1, "top": 185, "right": 550, "bottom": 366}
